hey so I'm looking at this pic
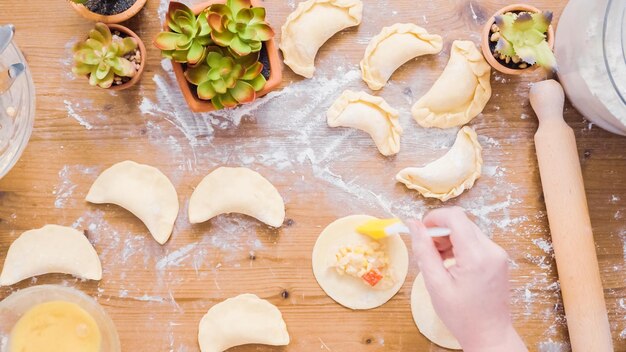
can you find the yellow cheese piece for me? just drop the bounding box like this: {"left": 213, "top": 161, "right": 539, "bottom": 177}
{"left": 10, "top": 301, "right": 101, "bottom": 352}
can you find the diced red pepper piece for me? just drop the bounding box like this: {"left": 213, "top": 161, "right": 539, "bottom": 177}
{"left": 362, "top": 269, "right": 383, "bottom": 286}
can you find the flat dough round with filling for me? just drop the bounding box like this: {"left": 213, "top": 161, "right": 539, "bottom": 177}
{"left": 312, "top": 215, "right": 409, "bottom": 310}
{"left": 411, "top": 260, "right": 461, "bottom": 350}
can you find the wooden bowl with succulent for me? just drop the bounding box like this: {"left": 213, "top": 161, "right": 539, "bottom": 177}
{"left": 481, "top": 4, "right": 556, "bottom": 75}
{"left": 72, "top": 23, "right": 146, "bottom": 90}
{"left": 153, "top": 0, "right": 282, "bottom": 113}
{"left": 68, "top": 0, "right": 147, "bottom": 23}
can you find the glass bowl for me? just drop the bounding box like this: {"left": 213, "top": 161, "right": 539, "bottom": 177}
{"left": 556, "top": 0, "right": 626, "bottom": 135}
{"left": 0, "top": 285, "right": 121, "bottom": 352}
{"left": 0, "top": 35, "right": 35, "bottom": 179}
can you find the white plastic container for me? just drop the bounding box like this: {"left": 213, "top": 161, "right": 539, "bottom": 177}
{"left": 556, "top": 0, "right": 626, "bottom": 135}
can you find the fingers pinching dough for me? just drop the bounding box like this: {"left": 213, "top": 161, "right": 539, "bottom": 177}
{"left": 396, "top": 126, "right": 482, "bottom": 201}
{"left": 188, "top": 167, "right": 285, "bottom": 227}
{"left": 198, "top": 294, "right": 290, "bottom": 352}
{"left": 360, "top": 23, "right": 443, "bottom": 90}
{"left": 327, "top": 90, "right": 402, "bottom": 156}
{"left": 86, "top": 160, "right": 179, "bottom": 245}
{"left": 280, "top": 0, "right": 363, "bottom": 78}
{"left": 0, "top": 225, "right": 102, "bottom": 286}
{"left": 412, "top": 40, "right": 491, "bottom": 128}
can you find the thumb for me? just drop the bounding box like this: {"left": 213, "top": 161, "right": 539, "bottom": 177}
{"left": 407, "top": 220, "right": 451, "bottom": 288}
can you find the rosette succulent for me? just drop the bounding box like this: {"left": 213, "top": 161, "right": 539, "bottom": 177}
{"left": 154, "top": 2, "right": 212, "bottom": 65}
{"left": 72, "top": 23, "right": 138, "bottom": 89}
{"left": 184, "top": 47, "right": 266, "bottom": 109}
{"left": 493, "top": 11, "right": 556, "bottom": 70}
{"left": 205, "top": 0, "right": 274, "bottom": 56}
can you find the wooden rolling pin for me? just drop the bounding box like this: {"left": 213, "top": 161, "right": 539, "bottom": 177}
{"left": 530, "top": 79, "right": 613, "bottom": 351}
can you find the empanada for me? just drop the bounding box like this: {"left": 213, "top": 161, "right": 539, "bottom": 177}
{"left": 360, "top": 23, "right": 443, "bottom": 90}
{"left": 280, "top": 0, "right": 363, "bottom": 78}
{"left": 327, "top": 90, "right": 402, "bottom": 156}
{"left": 0, "top": 225, "right": 102, "bottom": 286}
{"left": 412, "top": 41, "right": 491, "bottom": 128}
{"left": 198, "top": 294, "right": 290, "bottom": 352}
{"left": 86, "top": 160, "right": 179, "bottom": 244}
{"left": 396, "top": 126, "right": 482, "bottom": 201}
{"left": 188, "top": 167, "right": 285, "bottom": 227}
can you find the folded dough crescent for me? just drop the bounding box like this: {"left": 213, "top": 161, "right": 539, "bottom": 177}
{"left": 198, "top": 294, "right": 290, "bottom": 352}
{"left": 280, "top": 0, "right": 363, "bottom": 78}
{"left": 327, "top": 90, "right": 402, "bottom": 156}
{"left": 360, "top": 23, "right": 443, "bottom": 90}
{"left": 86, "top": 160, "right": 179, "bottom": 245}
{"left": 0, "top": 225, "right": 102, "bottom": 286}
{"left": 412, "top": 40, "right": 491, "bottom": 128}
{"left": 396, "top": 126, "right": 482, "bottom": 201}
{"left": 188, "top": 167, "right": 285, "bottom": 227}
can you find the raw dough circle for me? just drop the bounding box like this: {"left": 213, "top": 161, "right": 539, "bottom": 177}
{"left": 312, "top": 215, "right": 409, "bottom": 310}
{"left": 410, "top": 263, "right": 461, "bottom": 350}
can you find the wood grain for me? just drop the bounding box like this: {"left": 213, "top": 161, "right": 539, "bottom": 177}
{"left": 1, "top": 0, "right": 626, "bottom": 351}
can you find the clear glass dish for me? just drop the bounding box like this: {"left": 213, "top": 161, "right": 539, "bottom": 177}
{"left": 0, "top": 35, "right": 35, "bottom": 178}
{"left": 0, "top": 285, "right": 121, "bottom": 352}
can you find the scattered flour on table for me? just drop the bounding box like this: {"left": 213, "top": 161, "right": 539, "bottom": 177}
{"left": 52, "top": 164, "right": 97, "bottom": 209}
{"left": 156, "top": 242, "right": 198, "bottom": 271}
{"left": 61, "top": 38, "right": 77, "bottom": 80}
{"left": 64, "top": 100, "right": 94, "bottom": 130}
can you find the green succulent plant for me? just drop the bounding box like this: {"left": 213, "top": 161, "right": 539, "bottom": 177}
{"left": 154, "top": 2, "right": 212, "bottom": 65}
{"left": 494, "top": 11, "right": 556, "bottom": 70}
{"left": 184, "top": 47, "right": 266, "bottom": 109}
{"left": 205, "top": 0, "right": 274, "bottom": 56}
{"left": 72, "top": 23, "right": 138, "bottom": 89}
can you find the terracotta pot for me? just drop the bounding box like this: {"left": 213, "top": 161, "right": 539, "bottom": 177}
{"left": 481, "top": 3, "right": 555, "bottom": 75}
{"left": 81, "top": 24, "right": 146, "bottom": 91}
{"left": 70, "top": 0, "right": 147, "bottom": 24}
{"left": 164, "top": 0, "right": 283, "bottom": 113}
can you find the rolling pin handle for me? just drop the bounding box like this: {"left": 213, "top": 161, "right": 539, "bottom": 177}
{"left": 529, "top": 79, "right": 565, "bottom": 123}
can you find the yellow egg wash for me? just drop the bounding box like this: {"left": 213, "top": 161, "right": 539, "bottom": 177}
{"left": 9, "top": 301, "right": 101, "bottom": 352}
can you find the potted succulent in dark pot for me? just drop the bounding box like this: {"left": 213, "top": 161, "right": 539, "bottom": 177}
{"left": 153, "top": 0, "right": 282, "bottom": 113}
{"left": 72, "top": 22, "right": 146, "bottom": 90}
{"left": 68, "top": 0, "right": 148, "bottom": 23}
{"left": 481, "top": 4, "right": 556, "bottom": 75}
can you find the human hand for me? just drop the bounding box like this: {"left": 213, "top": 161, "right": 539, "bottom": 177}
{"left": 408, "top": 207, "right": 527, "bottom": 352}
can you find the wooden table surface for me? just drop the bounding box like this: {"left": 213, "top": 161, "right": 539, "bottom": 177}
{"left": 2, "top": 0, "right": 626, "bottom": 351}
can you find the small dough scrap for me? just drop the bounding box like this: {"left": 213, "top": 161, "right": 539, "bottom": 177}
{"left": 312, "top": 215, "right": 409, "bottom": 310}
{"left": 412, "top": 40, "right": 491, "bottom": 128}
{"left": 327, "top": 90, "right": 402, "bottom": 156}
{"left": 86, "top": 160, "right": 179, "bottom": 245}
{"left": 198, "top": 294, "right": 290, "bottom": 352}
{"left": 0, "top": 225, "right": 102, "bottom": 286}
{"left": 411, "top": 259, "right": 461, "bottom": 350}
{"left": 360, "top": 23, "right": 443, "bottom": 90}
{"left": 396, "top": 126, "right": 482, "bottom": 201}
{"left": 188, "top": 167, "right": 285, "bottom": 227}
{"left": 280, "top": 0, "right": 363, "bottom": 78}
